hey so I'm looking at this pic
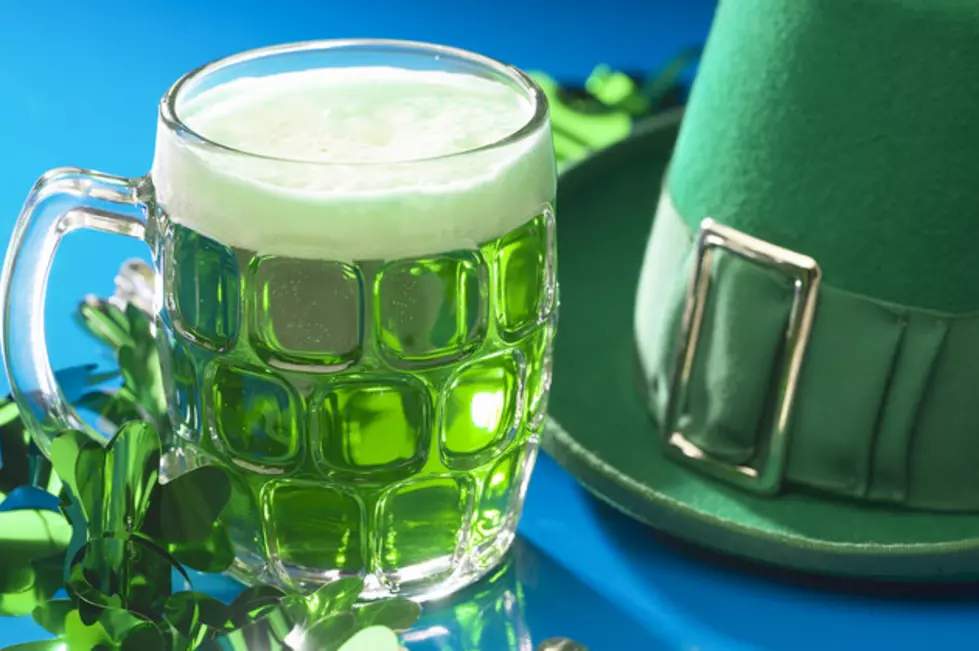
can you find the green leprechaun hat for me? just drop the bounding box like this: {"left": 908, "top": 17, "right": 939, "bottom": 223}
{"left": 543, "top": 0, "right": 979, "bottom": 579}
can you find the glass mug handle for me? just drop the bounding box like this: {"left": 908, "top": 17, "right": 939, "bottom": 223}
{"left": 0, "top": 167, "right": 149, "bottom": 455}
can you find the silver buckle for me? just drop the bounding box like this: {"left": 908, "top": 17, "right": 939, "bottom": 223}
{"left": 662, "top": 219, "right": 822, "bottom": 495}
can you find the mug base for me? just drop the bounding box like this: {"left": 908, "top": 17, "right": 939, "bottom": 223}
{"left": 225, "top": 521, "right": 518, "bottom": 602}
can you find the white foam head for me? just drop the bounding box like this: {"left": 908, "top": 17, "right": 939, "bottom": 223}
{"left": 152, "top": 66, "right": 555, "bottom": 261}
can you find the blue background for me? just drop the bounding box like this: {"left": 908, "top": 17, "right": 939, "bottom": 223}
{"left": 2, "top": 1, "right": 979, "bottom": 649}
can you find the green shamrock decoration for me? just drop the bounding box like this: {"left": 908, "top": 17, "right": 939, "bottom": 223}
{"left": 0, "top": 262, "right": 422, "bottom": 649}
{"left": 75, "top": 298, "right": 167, "bottom": 434}
{"left": 530, "top": 47, "right": 700, "bottom": 170}
{"left": 0, "top": 365, "right": 111, "bottom": 621}
{"left": 13, "top": 422, "right": 233, "bottom": 649}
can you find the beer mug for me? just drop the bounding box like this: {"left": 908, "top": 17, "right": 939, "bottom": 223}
{"left": 0, "top": 40, "right": 557, "bottom": 600}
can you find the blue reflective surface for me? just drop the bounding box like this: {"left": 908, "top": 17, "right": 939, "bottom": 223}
{"left": 3, "top": 1, "right": 979, "bottom": 649}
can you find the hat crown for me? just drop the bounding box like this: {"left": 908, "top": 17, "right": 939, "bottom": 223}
{"left": 669, "top": 0, "right": 979, "bottom": 312}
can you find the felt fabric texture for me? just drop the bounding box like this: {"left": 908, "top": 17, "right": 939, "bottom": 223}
{"left": 668, "top": 0, "right": 979, "bottom": 312}
{"left": 543, "top": 111, "right": 979, "bottom": 579}
{"left": 635, "top": 195, "right": 979, "bottom": 511}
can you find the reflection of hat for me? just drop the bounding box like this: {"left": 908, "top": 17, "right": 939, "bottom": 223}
{"left": 544, "top": 0, "right": 979, "bottom": 578}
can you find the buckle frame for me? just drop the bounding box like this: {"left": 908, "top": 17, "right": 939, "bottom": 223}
{"left": 662, "top": 219, "right": 822, "bottom": 495}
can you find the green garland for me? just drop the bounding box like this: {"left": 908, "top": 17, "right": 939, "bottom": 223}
{"left": 531, "top": 47, "right": 699, "bottom": 169}
{"left": 0, "top": 297, "right": 422, "bottom": 650}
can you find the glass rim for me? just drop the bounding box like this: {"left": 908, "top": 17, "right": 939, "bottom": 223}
{"left": 158, "top": 38, "right": 549, "bottom": 166}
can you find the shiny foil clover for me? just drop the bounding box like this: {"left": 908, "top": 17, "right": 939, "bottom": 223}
{"left": 0, "top": 261, "right": 422, "bottom": 650}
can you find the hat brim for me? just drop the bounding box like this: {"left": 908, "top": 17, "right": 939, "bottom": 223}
{"left": 543, "top": 108, "right": 979, "bottom": 580}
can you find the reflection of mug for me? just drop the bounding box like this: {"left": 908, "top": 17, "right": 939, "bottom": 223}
{"left": 1, "top": 40, "right": 557, "bottom": 600}
{"left": 402, "top": 536, "right": 649, "bottom": 651}
{"left": 404, "top": 553, "right": 531, "bottom": 651}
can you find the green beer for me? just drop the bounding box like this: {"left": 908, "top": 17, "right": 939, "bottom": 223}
{"left": 148, "top": 49, "right": 557, "bottom": 599}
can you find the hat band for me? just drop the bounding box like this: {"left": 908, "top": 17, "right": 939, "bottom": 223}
{"left": 635, "top": 192, "right": 979, "bottom": 513}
